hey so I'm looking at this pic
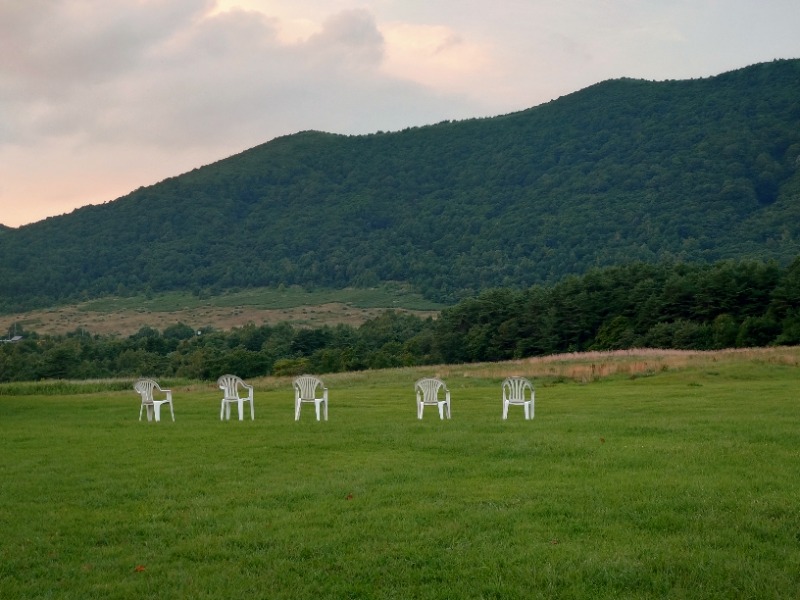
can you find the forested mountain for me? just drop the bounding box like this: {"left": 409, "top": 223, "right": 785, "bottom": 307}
{"left": 2, "top": 59, "right": 800, "bottom": 312}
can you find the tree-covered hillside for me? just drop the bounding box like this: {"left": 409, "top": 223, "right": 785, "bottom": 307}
{"left": 1, "top": 59, "right": 800, "bottom": 311}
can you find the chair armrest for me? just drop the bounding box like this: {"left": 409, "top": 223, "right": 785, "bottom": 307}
{"left": 154, "top": 384, "right": 172, "bottom": 402}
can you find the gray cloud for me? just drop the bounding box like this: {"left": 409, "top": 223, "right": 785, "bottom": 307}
{"left": 0, "top": 0, "right": 211, "bottom": 95}
{"left": 305, "top": 9, "right": 385, "bottom": 67}
{"left": 1, "top": 1, "right": 479, "bottom": 151}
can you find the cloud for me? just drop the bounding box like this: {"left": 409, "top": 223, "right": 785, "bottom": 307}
{"left": 305, "top": 9, "right": 385, "bottom": 69}
{"left": 1, "top": 2, "right": 484, "bottom": 151}
{"left": 0, "top": 0, "right": 214, "bottom": 143}
{"left": 382, "top": 22, "right": 492, "bottom": 93}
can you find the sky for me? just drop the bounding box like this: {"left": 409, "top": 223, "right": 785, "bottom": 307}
{"left": 2, "top": 1, "right": 799, "bottom": 228}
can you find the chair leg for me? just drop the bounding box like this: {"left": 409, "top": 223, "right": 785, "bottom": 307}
{"left": 139, "top": 405, "right": 144, "bottom": 421}
{"left": 237, "top": 401, "right": 244, "bottom": 421}
{"left": 315, "top": 401, "right": 321, "bottom": 421}
{"left": 146, "top": 405, "right": 154, "bottom": 422}
{"left": 503, "top": 401, "right": 508, "bottom": 420}
{"left": 295, "top": 400, "right": 301, "bottom": 421}
{"left": 250, "top": 400, "right": 255, "bottom": 420}
{"left": 220, "top": 401, "right": 225, "bottom": 420}
{"left": 323, "top": 400, "right": 328, "bottom": 421}
{"left": 153, "top": 403, "right": 162, "bottom": 422}
{"left": 417, "top": 402, "right": 423, "bottom": 419}
{"left": 169, "top": 401, "right": 175, "bottom": 422}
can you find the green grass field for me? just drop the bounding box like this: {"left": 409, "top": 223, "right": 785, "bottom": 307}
{"left": 76, "top": 283, "right": 446, "bottom": 313}
{"left": 1, "top": 350, "right": 799, "bottom": 599}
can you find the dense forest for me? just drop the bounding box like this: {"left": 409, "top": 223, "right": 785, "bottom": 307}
{"left": 1, "top": 59, "right": 800, "bottom": 312}
{"left": 2, "top": 258, "right": 798, "bottom": 383}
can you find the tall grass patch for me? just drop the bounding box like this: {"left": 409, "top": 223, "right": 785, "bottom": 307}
{"left": 1, "top": 356, "right": 799, "bottom": 598}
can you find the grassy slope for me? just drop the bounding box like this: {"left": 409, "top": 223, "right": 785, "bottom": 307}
{"left": 1, "top": 348, "right": 798, "bottom": 599}
{"left": 0, "top": 285, "right": 445, "bottom": 337}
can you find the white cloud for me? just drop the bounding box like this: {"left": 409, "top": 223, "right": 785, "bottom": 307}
{"left": 382, "top": 22, "right": 491, "bottom": 93}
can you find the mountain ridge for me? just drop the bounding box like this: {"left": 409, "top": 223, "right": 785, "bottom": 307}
{"left": 1, "top": 58, "right": 799, "bottom": 312}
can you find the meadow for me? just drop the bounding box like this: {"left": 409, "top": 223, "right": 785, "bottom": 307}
{"left": 1, "top": 348, "right": 798, "bottom": 599}
{"left": 0, "top": 284, "right": 444, "bottom": 337}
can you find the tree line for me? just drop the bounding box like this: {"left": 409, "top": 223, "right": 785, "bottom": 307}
{"left": 2, "top": 258, "right": 798, "bottom": 383}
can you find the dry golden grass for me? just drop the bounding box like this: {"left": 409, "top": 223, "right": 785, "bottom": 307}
{"left": 447, "top": 346, "right": 800, "bottom": 382}
{"left": 1, "top": 302, "right": 437, "bottom": 336}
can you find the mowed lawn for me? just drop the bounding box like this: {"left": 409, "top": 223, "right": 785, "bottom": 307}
{"left": 1, "top": 353, "right": 799, "bottom": 599}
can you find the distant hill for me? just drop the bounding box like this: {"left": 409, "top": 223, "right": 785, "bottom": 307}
{"left": 1, "top": 58, "right": 799, "bottom": 312}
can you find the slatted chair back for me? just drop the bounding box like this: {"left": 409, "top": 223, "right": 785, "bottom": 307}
{"left": 416, "top": 377, "right": 446, "bottom": 403}
{"left": 218, "top": 374, "right": 247, "bottom": 399}
{"left": 503, "top": 376, "right": 533, "bottom": 401}
{"left": 134, "top": 378, "right": 157, "bottom": 404}
{"left": 294, "top": 375, "right": 323, "bottom": 400}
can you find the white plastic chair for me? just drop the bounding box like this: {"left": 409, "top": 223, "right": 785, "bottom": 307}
{"left": 502, "top": 376, "right": 534, "bottom": 420}
{"left": 415, "top": 377, "right": 451, "bottom": 419}
{"left": 293, "top": 375, "right": 329, "bottom": 421}
{"left": 218, "top": 374, "right": 254, "bottom": 421}
{"left": 134, "top": 378, "right": 175, "bottom": 422}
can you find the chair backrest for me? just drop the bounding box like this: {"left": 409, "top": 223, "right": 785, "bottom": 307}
{"left": 503, "top": 376, "right": 533, "bottom": 400}
{"left": 218, "top": 374, "right": 246, "bottom": 398}
{"left": 294, "top": 375, "right": 323, "bottom": 400}
{"left": 416, "top": 377, "right": 447, "bottom": 403}
{"left": 134, "top": 378, "right": 157, "bottom": 403}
